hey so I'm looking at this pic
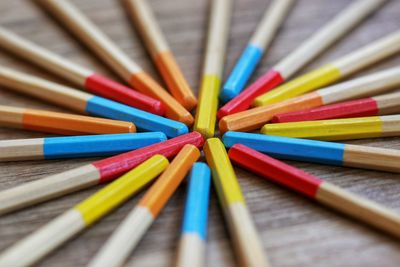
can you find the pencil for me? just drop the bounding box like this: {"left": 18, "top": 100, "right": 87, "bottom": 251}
{"left": 39, "top": 0, "right": 194, "bottom": 125}
{"left": 273, "top": 90, "right": 400, "bottom": 123}
{"left": 87, "top": 145, "right": 200, "bottom": 267}
{"left": 175, "top": 163, "right": 211, "bottom": 267}
{"left": 222, "top": 131, "right": 400, "bottom": 173}
{"left": 0, "top": 66, "right": 188, "bottom": 138}
{"left": 0, "top": 155, "right": 169, "bottom": 267}
{"left": 194, "top": 0, "right": 232, "bottom": 138}
{"left": 0, "top": 105, "right": 135, "bottom": 135}
{"left": 217, "top": 0, "right": 386, "bottom": 118}
{"left": 0, "top": 132, "right": 166, "bottom": 162}
{"left": 220, "top": 0, "right": 294, "bottom": 102}
{"left": 228, "top": 144, "right": 400, "bottom": 239}
{"left": 125, "top": 0, "right": 197, "bottom": 110}
{"left": 254, "top": 30, "right": 400, "bottom": 106}
{"left": 262, "top": 115, "right": 400, "bottom": 141}
{"left": 204, "top": 138, "right": 270, "bottom": 267}
{"left": 0, "top": 27, "right": 164, "bottom": 115}
{"left": 0, "top": 131, "right": 204, "bottom": 215}
{"left": 219, "top": 66, "right": 400, "bottom": 133}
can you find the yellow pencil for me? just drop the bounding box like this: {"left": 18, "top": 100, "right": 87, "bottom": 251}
{"left": 0, "top": 155, "right": 168, "bottom": 267}
{"left": 194, "top": 0, "right": 232, "bottom": 138}
{"left": 262, "top": 115, "right": 400, "bottom": 141}
{"left": 204, "top": 138, "right": 270, "bottom": 267}
{"left": 254, "top": 30, "right": 400, "bottom": 106}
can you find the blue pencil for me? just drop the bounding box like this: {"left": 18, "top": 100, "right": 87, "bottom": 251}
{"left": 176, "top": 163, "right": 211, "bottom": 267}
{"left": 222, "top": 131, "right": 400, "bottom": 173}
{"left": 219, "top": 0, "right": 294, "bottom": 102}
{"left": 0, "top": 132, "right": 167, "bottom": 162}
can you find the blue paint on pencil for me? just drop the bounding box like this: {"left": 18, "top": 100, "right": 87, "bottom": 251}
{"left": 222, "top": 131, "right": 345, "bottom": 165}
{"left": 86, "top": 96, "right": 188, "bottom": 138}
{"left": 181, "top": 162, "right": 211, "bottom": 240}
{"left": 43, "top": 132, "right": 167, "bottom": 159}
{"left": 220, "top": 44, "right": 263, "bottom": 102}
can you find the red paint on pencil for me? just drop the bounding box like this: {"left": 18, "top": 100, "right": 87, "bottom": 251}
{"left": 217, "top": 69, "right": 283, "bottom": 119}
{"left": 85, "top": 74, "right": 165, "bottom": 115}
{"left": 93, "top": 131, "right": 204, "bottom": 183}
{"left": 272, "top": 97, "right": 379, "bottom": 123}
{"left": 228, "top": 144, "right": 322, "bottom": 198}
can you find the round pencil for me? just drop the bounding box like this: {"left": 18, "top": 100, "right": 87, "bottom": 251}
{"left": 0, "top": 132, "right": 204, "bottom": 216}
{"left": 39, "top": 0, "right": 194, "bottom": 125}
{"left": 87, "top": 145, "right": 200, "bottom": 267}
{"left": 0, "top": 105, "right": 135, "bottom": 135}
{"left": 262, "top": 115, "right": 400, "bottom": 141}
{"left": 223, "top": 131, "right": 400, "bottom": 173}
{"left": 125, "top": 0, "right": 197, "bottom": 110}
{"left": 0, "top": 132, "right": 166, "bottom": 162}
{"left": 273, "top": 90, "right": 400, "bottom": 123}
{"left": 219, "top": 66, "right": 400, "bottom": 133}
{"left": 0, "top": 27, "right": 164, "bottom": 115}
{"left": 204, "top": 138, "right": 270, "bottom": 267}
{"left": 254, "top": 30, "right": 400, "bottom": 106}
{"left": 193, "top": 0, "right": 232, "bottom": 138}
{"left": 217, "top": 0, "right": 387, "bottom": 118}
{"left": 228, "top": 144, "right": 400, "bottom": 239}
{"left": 0, "top": 155, "right": 169, "bottom": 267}
{"left": 220, "top": 0, "right": 294, "bottom": 102}
{"left": 0, "top": 66, "right": 188, "bottom": 138}
{"left": 175, "top": 163, "right": 211, "bottom": 267}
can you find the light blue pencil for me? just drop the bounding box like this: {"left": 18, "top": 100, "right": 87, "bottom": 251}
{"left": 220, "top": 0, "right": 294, "bottom": 102}
{"left": 175, "top": 163, "right": 211, "bottom": 267}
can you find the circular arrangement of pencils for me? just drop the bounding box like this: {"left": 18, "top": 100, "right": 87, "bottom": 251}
{"left": 0, "top": 0, "right": 399, "bottom": 266}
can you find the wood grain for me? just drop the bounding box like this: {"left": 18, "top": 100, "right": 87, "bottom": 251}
{"left": 0, "top": 0, "right": 400, "bottom": 267}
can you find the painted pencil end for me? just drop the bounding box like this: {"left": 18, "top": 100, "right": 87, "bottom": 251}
{"left": 220, "top": 44, "right": 263, "bottom": 103}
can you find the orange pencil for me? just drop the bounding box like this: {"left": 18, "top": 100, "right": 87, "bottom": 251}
{"left": 39, "top": 0, "right": 194, "bottom": 125}
{"left": 87, "top": 145, "right": 200, "bottom": 267}
{"left": 0, "top": 105, "right": 135, "bottom": 135}
{"left": 125, "top": 0, "right": 197, "bottom": 110}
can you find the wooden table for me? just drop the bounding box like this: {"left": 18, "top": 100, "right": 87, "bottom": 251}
{"left": 0, "top": 0, "right": 399, "bottom": 266}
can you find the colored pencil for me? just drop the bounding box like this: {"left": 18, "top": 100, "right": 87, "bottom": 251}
{"left": 254, "top": 30, "right": 400, "bottom": 106}
{"left": 219, "top": 66, "right": 400, "bottom": 133}
{"left": 175, "top": 162, "right": 211, "bottom": 267}
{"left": 0, "top": 105, "right": 135, "bottom": 135}
{"left": 0, "top": 131, "right": 204, "bottom": 215}
{"left": 262, "top": 115, "right": 400, "bottom": 141}
{"left": 204, "top": 138, "right": 270, "bottom": 267}
{"left": 193, "top": 0, "right": 232, "bottom": 138}
{"left": 220, "top": 0, "right": 294, "bottom": 102}
{"left": 228, "top": 144, "right": 400, "bottom": 238}
{"left": 87, "top": 145, "right": 200, "bottom": 267}
{"left": 0, "top": 155, "right": 168, "bottom": 267}
{"left": 273, "top": 90, "right": 400, "bottom": 123}
{"left": 0, "top": 132, "right": 166, "bottom": 162}
{"left": 0, "top": 27, "right": 164, "bottom": 115}
{"left": 39, "top": 0, "right": 194, "bottom": 125}
{"left": 0, "top": 66, "right": 188, "bottom": 138}
{"left": 125, "top": 0, "right": 197, "bottom": 110}
{"left": 217, "top": 0, "right": 386, "bottom": 118}
{"left": 222, "top": 131, "right": 400, "bottom": 173}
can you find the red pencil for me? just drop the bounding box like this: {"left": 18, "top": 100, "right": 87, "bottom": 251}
{"left": 228, "top": 144, "right": 400, "bottom": 238}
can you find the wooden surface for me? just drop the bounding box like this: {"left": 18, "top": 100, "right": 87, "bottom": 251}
{"left": 0, "top": 0, "right": 399, "bottom": 266}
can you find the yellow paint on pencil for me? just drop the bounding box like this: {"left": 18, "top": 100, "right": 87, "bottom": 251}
{"left": 194, "top": 75, "right": 221, "bottom": 138}
{"left": 261, "top": 116, "right": 384, "bottom": 141}
{"left": 75, "top": 155, "right": 168, "bottom": 225}
{"left": 254, "top": 64, "right": 341, "bottom": 106}
{"left": 203, "top": 138, "right": 245, "bottom": 207}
